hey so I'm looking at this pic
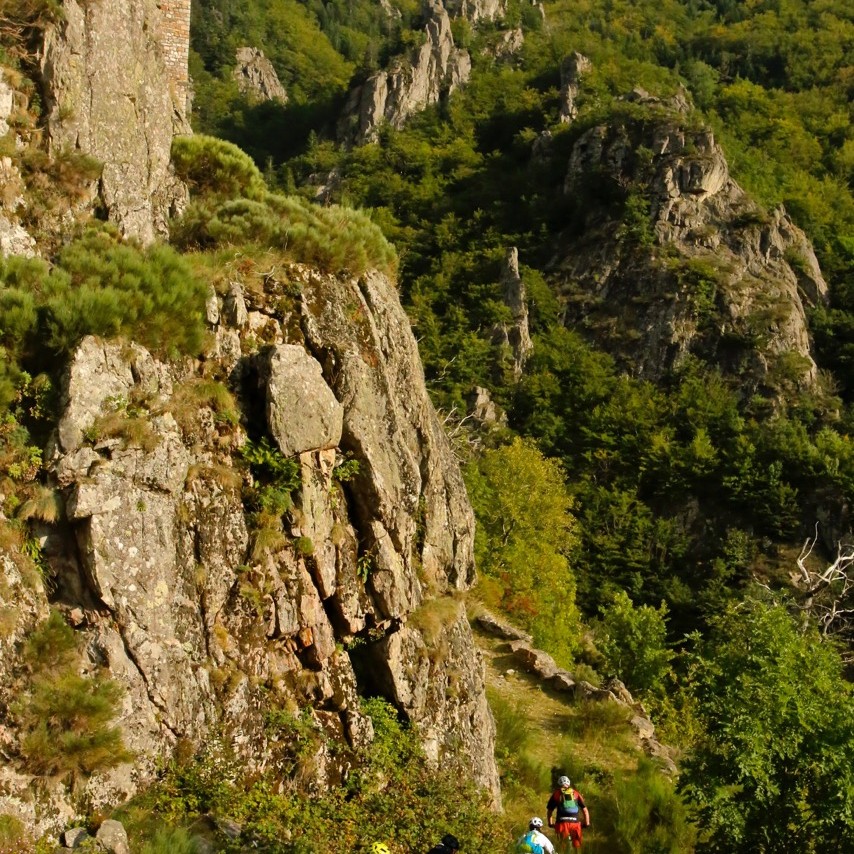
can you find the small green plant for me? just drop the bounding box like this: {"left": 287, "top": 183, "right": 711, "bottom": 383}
{"left": 595, "top": 590, "right": 673, "bottom": 694}
{"left": 240, "top": 437, "right": 300, "bottom": 491}
{"left": 14, "top": 611, "right": 132, "bottom": 778}
{"left": 332, "top": 453, "right": 361, "bottom": 483}
{"left": 295, "top": 536, "right": 314, "bottom": 556}
{"left": 356, "top": 552, "right": 374, "bottom": 583}
{"left": 139, "top": 827, "right": 200, "bottom": 854}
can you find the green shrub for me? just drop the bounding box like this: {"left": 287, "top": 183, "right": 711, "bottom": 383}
{"left": 240, "top": 437, "right": 301, "bottom": 490}
{"left": 0, "top": 229, "right": 208, "bottom": 378}
{"left": 172, "top": 192, "right": 397, "bottom": 277}
{"left": 594, "top": 759, "right": 697, "bottom": 854}
{"left": 14, "top": 612, "right": 132, "bottom": 778}
{"left": 139, "top": 827, "right": 200, "bottom": 854}
{"left": 47, "top": 229, "right": 208, "bottom": 356}
{"left": 171, "top": 134, "right": 266, "bottom": 201}
{"left": 595, "top": 590, "right": 673, "bottom": 694}
{"left": 140, "top": 697, "right": 511, "bottom": 851}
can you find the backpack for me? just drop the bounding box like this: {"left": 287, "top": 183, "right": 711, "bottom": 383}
{"left": 518, "top": 830, "right": 545, "bottom": 854}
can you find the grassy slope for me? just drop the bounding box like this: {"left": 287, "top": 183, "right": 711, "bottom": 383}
{"left": 475, "top": 624, "right": 661, "bottom": 852}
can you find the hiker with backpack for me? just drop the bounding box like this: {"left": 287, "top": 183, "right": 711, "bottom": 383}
{"left": 516, "top": 817, "right": 555, "bottom": 853}
{"left": 546, "top": 776, "right": 590, "bottom": 851}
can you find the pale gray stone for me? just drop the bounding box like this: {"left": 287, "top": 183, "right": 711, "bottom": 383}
{"left": 95, "top": 820, "right": 130, "bottom": 854}
{"left": 63, "top": 828, "right": 91, "bottom": 848}
{"left": 223, "top": 281, "right": 249, "bottom": 328}
{"left": 40, "top": 0, "right": 188, "bottom": 243}
{"left": 0, "top": 213, "right": 36, "bottom": 258}
{"left": 233, "top": 47, "right": 287, "bottom": 103}
{"left": 559, "top": 52, "right": 592, "bottom": 124}
{"left": 265, "top": 345, "right": 343, "bottom": 456}
{"left": 0, "top": 69, "right": 12, "bottom": 136}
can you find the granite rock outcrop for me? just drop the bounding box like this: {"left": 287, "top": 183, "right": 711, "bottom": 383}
{"left": 39, "top": 0, "right": 189, "bottom": 244}
{"left": 558, "top": 93, "right": 827, "bottom": 394}
{"left": 233, "top": 47, "right": 288, "bottom": 103}
{"left": 0, "top": 260, "right": 498, "bottom": 835}
{"left": 340, "top": 0, "right": 471, "bottom": 144}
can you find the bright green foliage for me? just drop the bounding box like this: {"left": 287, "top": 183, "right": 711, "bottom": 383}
{"left": 139, "top": 828, "right": 200, "bottom": 854}
{"left": 0, "top": 229, "right": 208, "bottom": 378}
{"left": 595, "top": 590, "right": 672, "bottom": 694}
{"left": 680, "top": 599, "right": 854, "bottom": 852}
{"left": 173, "top": 192, "right": 397, "bottom": 277}
{"left": 466, "top": 437, "right": 582, "bottom": 663}
{"left": 594, "top": 758, "right": 697, "bottom": 854}
{"left": 14, "top": 611, "right": 131, "bottom": 778}
{"left": 172, "top": 135, "right": 266, "bottom": 201}
{"left": 240, "top": 437, "right": 300, "bottom": 491}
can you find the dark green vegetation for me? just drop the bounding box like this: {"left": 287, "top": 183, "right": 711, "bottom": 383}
{"left": 187, "top": 0, "right": 854, "bottom": 848}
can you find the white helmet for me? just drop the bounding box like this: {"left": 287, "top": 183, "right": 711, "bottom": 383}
{"left": 530, "top": 817, "right": 544, "bottom": 829}
{"left": 558, "top": 775, "right": 571, "bottom": 788}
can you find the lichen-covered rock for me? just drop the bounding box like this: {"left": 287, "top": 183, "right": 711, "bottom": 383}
{"left": 2, "top": 261, "right": 495, "bottom": 831}
{"left": 95, "top": 819, "right": 130, "bottom": 854}
{"left": 233, "top": 47, "right": 288, "bottom": 103}
{"left": 264, "top": 345, "right": 344, "bottom": 456}
{"left": 368, "top": 603, "right": 500, "bottom": 801}
{"left": 39, "top": 0, "right": 188, "bottom": 243}
{"left": 559, "top": 101, "right": 828, "bottom": 394}
{"left": 340, "top": 1, "right": 471, "bottom": 144}
{"left": 0, "top": 213, "right": 36, "bottom": 258}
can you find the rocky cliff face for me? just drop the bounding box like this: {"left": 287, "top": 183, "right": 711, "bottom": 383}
{"left": 233, "top": 47, "right": 288, "bottom": 103}
{"left": 0, "top": 263, "right": 499, "bottom": 835}
{"left": 39, "top": 0, "right": 189, "bottom": 244}
{"left": 340, "top": 0, "right": 471, "bottom": 145}
{"left": 557, "top": 90, "right": 827, "bottom": 394}
{"left": 445, "top": 0, "right": 508, "bottom": 22}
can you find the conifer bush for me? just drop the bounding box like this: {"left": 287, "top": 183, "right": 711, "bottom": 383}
{"left": 13, "top": 611, "right": 131, "bottom": 778}
{"left": 173, "top": 193, "right": 397, "bottom": 277}
{"left": 0, "top": 229, "right": 208, "bottom": 382}
{"left": 171, "top": 135, "right": 266, "bottom": 202}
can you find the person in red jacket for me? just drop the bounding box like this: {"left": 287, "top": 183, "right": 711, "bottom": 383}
{"left": 546, "top": 776, "right": 590, "bottom": 851}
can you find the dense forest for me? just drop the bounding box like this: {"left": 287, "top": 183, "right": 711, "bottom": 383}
{"left": 0, "top": 0, "right": 852, "bottom": 850}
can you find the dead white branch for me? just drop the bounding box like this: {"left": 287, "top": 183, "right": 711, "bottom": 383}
{"left": 796, "top": 526, "right": 854, "bottom": 659}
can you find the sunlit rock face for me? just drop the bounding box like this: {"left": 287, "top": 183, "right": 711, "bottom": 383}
{"left": 340, "top": 1, "right": 471, "bottom": 145}
{"left": 40, "top": 0, "right": 189, "bottom": 243}
{"left": 558, "top": 91, "right": 827, "bottom": 395}
{"left": 0, "top": 264, "right": 498, "bottom": 835}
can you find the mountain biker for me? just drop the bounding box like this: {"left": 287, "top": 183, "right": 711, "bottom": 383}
{"left": 516, "top": 816, "right": 555, "bottom": 853}
{"left": 426, "top": 833, "right": 461, "bottom": 854}
{"left": 370, "top": 845, "right": 391, "bottom": 854}
{"left": 547, "top": 776, "right": 590, "bottom": 851}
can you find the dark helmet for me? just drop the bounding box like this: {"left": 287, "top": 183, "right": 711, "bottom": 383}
{"left": 441, "top": 834, "right": 460, "bottom": 850}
